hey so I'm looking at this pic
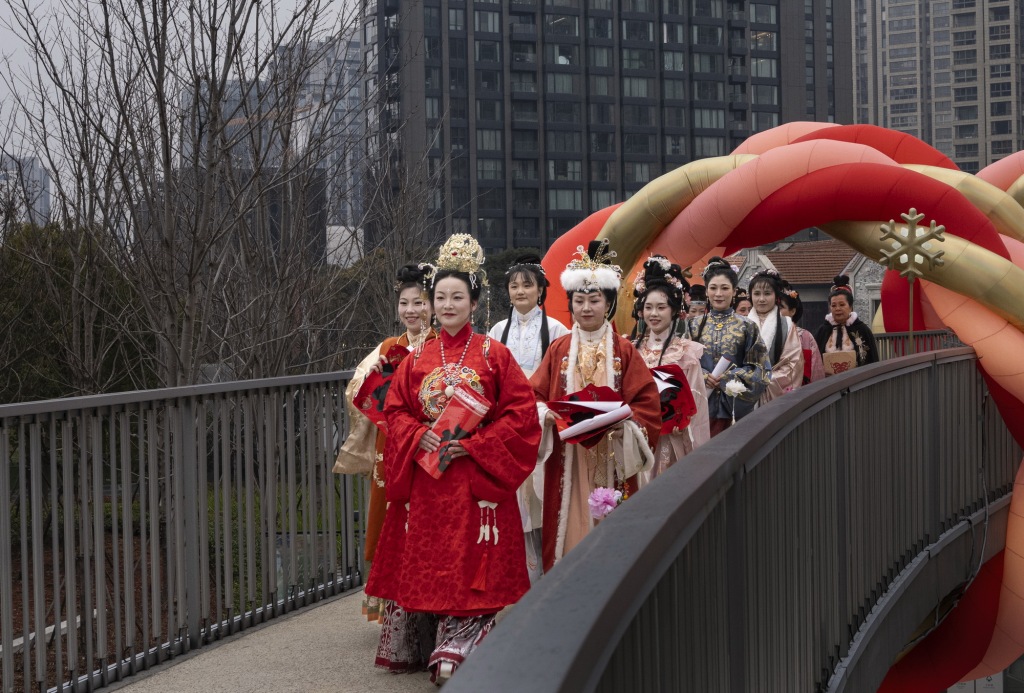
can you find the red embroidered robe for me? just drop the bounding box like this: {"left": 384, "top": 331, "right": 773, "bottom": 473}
{"left": 531, "top": 331, "right": 661, "bottom": 572}
{"left": 365, "top": 324, "right": 541, "bottom": 616}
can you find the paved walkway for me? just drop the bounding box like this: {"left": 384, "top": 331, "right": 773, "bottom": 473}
{"left": 108, "top": 591, "right": 436, "bottom": 693}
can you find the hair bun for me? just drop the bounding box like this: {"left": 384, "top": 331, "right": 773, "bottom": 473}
{"left": 513, "top": 253, "right": 543, "bottom": 265}
{"left": 395, "top": 263, "right": 426, "bottom": 284}
{"left": 701, "top": 256, "right": 733, "bottom": 281}
{"left": 833, "top": 274, "right": 850, "bottom": 286}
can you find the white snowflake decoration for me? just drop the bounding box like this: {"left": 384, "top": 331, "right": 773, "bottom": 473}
{"left": 879, "top": 208, "right": 946, "bottom": 281}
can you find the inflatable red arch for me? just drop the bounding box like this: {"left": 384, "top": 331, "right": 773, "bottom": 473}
{"left": 541, "top": 123, "right": 1024, "bottom": 691}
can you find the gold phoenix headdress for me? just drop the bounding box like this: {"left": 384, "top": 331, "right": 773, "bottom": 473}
{"left": 561, "top": 239, "right": 622, "bottom": 292}
{"left": 429, "top": 233, "right": 488, "bottom": 289}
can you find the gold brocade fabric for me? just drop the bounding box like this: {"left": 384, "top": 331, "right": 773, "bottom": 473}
{"left": 576, "top": 341, "right": 606, "bottom": 386}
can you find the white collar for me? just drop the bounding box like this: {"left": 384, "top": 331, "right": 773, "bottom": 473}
{"left": 577, "top": 323, "right": 609, "bottom": 342}
{"left": 514, "top": 306, "right": 542, "bottom": 324}
{"left": 825, "top": 312, "right": 859, "bottom": 327}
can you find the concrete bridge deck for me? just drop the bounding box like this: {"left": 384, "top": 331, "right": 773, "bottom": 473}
{"left": 108, "top": 591, "right": 436, "bottom": 693}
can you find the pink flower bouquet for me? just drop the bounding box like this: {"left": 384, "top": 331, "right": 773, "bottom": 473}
{"left": 588, "top": 487, "right": 623, "bottom": 520}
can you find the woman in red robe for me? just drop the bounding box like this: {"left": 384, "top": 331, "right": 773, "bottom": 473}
{"left": 366, "top": 235, "right": 541, "bottom": 682}
{"left": 531, "top": 241, "right": 661, "bottom": 572}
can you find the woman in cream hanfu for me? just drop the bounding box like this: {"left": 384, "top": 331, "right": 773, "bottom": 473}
{"left": 488, "top": 254, "right": 569, "bottom": 584}
{"left": 531, "top": 240, "right": 661, "bottom": 572}
{"left": 333, "top": 263, "right": 435, "bottom": 621}
{"left": 630, "top": 256, "right": 709, "bottom": 478}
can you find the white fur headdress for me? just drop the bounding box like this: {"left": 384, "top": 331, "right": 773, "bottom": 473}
{"left": 560, "top": 240, "right": 622, "bottom": 293}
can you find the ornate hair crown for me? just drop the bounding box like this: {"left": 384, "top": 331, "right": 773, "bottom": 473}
{"left": 561, "top": 240, "right": 622, "bottom": 292}
{"left": 437, "top": 234, "right": 485, "bottom": 274}
{"left": 430, "top": 234, "right": 488, "bottom": 288}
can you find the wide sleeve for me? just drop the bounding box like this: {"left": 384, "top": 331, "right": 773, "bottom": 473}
{"left": 722, "top": 323, "right": 771, "bottom": 403}
{"left": 618, "top": 337, "right": 662, "bottom": 449}
{"left": 547, "top": 317, "right": 571, "bottom": 342}
{"left": 460, "top": 346, "right": 542, "bottom": 500}
{"left": 675, "top": 340, "right": 710, "bottom": 447}
{"left": 333, "top": 345, "right": 382, "bottom": 475}
{"left": 531, "top": 336, "right": 566, "bottom": 403}
{"left": 815, "top": 322, "right": 832, "bottom": 355}
{"left": 770, "top": 317, "right": 805, "bottom": 394}
{"left": 858, "top": 322, "right": 880, "bottom": 365}
{"left": 381, "top": 355, "right": 429, "bottom": 503}
{"left": 800, "top": 328, "right": 827, "bottom": 383}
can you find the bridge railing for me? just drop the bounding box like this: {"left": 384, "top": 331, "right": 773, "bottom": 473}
{"left": 875, "top": 329, "right": 964, "bottom": 360}
{"left": 0, "top": 371, "right": 364, "bottom": 693}
{"left": 449, "top": 348, "right": 1020, "bottom": 693}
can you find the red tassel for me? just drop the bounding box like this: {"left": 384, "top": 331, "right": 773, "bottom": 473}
{"left": 470, "top": 547, "right": 489, "bottom": 592}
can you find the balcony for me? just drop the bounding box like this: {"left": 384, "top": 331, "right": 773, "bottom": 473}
{"left": 510, "top": 23, "right": 537, "bottom": 39}
{"left": 729, "top": 95, "right": 749, "bottom": 110}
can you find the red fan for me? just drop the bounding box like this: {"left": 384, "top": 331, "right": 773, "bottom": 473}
{"left": 354, "top": 344, "right": 413, "bottom": 432}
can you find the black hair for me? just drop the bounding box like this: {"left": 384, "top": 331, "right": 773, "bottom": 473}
{"left": 779, "top": 282, "right": 803, "bottom": 323}
{"left": 748, "top": 269, "right": 786, "bottom": 363}
{"left": 830, "top": 274, "right": 854, "bottom": 305}
{"left": 565, "top": 240, "right": 619, "bottom": 322}
{"left": 633, "top": 285, "right": 682, "bottom": 365}
{"left": 631, "top": 256, "right": 688, "bottom": 362}
{"left": 692, "top": 256, "right": 737, "bottom": 342}
{"left": 701, "top": 256, "right": 738, "bottom": 287}
{"left": 395, "top": 263, "right": 427, "bottom": 293}
{"left": 567, "top": 288, "right": 618, "bottom": 322}
{"left": 499, "top": 254, "right": 552, "bottom": 357}
{"left": 430, "top": 269, "right": 482, "bottom": 303}
{"left": 748, "top": 270, "right": 782, "bottom": 300}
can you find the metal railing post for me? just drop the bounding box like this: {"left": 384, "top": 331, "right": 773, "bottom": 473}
{"left": 181, "top": 397, "right": 202, "bottom": 649}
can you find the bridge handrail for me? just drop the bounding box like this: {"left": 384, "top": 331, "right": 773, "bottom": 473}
{"left": 448, "top": 348, "right": 1020, "bottom": 692}
{"left": 0, "top": 368, "right": 365, "bottom": 692}
{"left": 0, "top": 370, "right": 355, "bottom": 418}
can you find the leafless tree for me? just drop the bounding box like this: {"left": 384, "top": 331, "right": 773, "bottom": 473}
{"left": 0, "top": 0, "right": 388, "bottom": 390}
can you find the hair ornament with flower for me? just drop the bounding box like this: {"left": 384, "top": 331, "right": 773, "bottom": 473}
{"left": 783, "top": 287, "right": 799, "bottom": 299}
{"left": 701, "top": 256, "right": 733, "bottom": 281}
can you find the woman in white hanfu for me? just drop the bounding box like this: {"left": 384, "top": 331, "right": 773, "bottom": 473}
{"left": 487, "top": 254, "right": 568, "bottom": 584}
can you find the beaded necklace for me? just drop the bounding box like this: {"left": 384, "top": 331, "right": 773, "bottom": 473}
{"left": 439, "top": 331, "right": 474, "bottom": 398}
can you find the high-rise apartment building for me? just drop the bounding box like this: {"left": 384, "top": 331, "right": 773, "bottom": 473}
{"left": 361, "top": 0, "right": 851, "bottom": 252}
{"left": 855, "top": 0, "right": 1022, "bottom": 173}
{"left": 0, "top": 155, "right": 51, "bottom": 227}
